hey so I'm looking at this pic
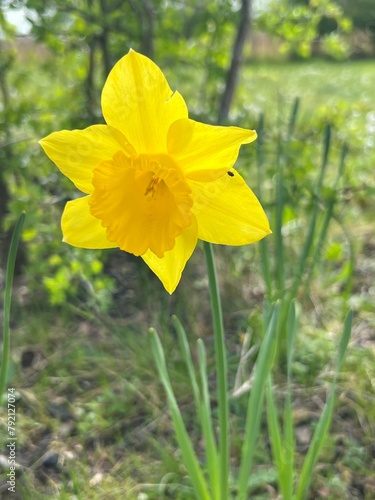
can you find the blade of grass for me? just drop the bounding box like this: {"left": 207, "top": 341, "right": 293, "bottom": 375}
{"left": 289, "top": 124, "right": 332, "bottom": 301}
{"left": 286, "top": 97, "right": 300, "bottom": 150}
{"left": 283, "top": 301, "right": 297, "bottom": 498}
{"left": 256, "top": 113, "right": 272, "bottom": 300}
{"left": 303, "top": 142, "right": 348, "bottom": 298}
{"left": 197, "top": 339, "right": 220, "bottom": 498}
{"left": 238, "top": 304, "right": 279, "bottom": 500}
{"left": 266, "top": 376, "right": 288, "bottom": 496}
{"left": 286, "top": 301, "right": 297, "bottom": 378}
{"left": 332, "top": 214, "right": 355, "bottom": 301}
{"left": 149, "top": 329, "right": 211, "bottom": 500}
{"left": 0, "top": 212, "right": 25, "bottom": 404}
{"left": 172, "top": 315, "right": 220, "bottom": 498}
{"left": 274, "top": 98, "right": 300, "bottom": 297}
{"left": 276, "top": 125, "right": 333, "bottom": 359}
{"left": 275, "top": 139, "right": 285, "bottom": 295}
{"left": 266, "top": 301, "right": 297, "bottom": 499}
{"left": 172, "top": 315, "right": 203, "bottom": 413}
{"left": 295, "top": 310, "right": 353, "bottom": 500}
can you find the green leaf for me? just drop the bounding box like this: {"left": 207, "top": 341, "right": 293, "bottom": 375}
{"left": 238, "top": 304, "right": 279, "bottom": 499}
{"left": 149, "top": 329, "right": 211, "bottom": 500}
{"left": 0, "top": 212, "right": 26, "bottom": 404}
{"left": 295, "top": 311, "right": 353, "bottom": 500}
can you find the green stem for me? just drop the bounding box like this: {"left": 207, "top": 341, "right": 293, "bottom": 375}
{"left": 256, "top": 113, "right": 272, "bottom": 300}
{"left": 203, "top": 242, "right": 228, "bottom": 500}
{"left": 0, "top": 212, "right": 25, "bottom": 404}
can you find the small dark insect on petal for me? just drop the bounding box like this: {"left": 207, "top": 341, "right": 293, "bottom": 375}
{"left": 227, "top": 171, "right": 234, "bottom": 177}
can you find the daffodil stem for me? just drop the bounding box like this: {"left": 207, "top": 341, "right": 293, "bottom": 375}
{"left": 203, "top": 242, "right": 228, "bottom": 499}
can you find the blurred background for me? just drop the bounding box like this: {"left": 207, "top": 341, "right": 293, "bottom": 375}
{"left": 0, "top": 0, "right": 374, "bottom": 498}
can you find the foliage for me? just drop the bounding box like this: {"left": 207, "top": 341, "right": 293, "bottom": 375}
{"left": 291, "top": 0, "right": 375, "bottom": 38}
{"left": 151, "top": 303, "right": 279, "bottom": 499}
{"left": 266, "top": 305, "right": 353, "bottom": 500}
{"left": 337, "top": 0, "right": 375, "bottom": 35}
{"left": 256, "top": 0, "right": 352, "bottom": 59}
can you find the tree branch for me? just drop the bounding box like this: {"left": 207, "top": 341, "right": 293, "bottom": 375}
{"left": 217, "top": 0, "right": 252, "bottom": 124}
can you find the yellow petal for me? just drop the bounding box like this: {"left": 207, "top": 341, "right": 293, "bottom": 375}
{"left": 89, "top": 151, "right": 193, "bottom": 258}
{"left": 101, "top": 49, "right": 188, "bottom": 154}
{"left": 190, "top": 170, "right": 271, "bottom": 245}
{"left": 39, "top": 125, "right": 122, "bottom": 194}
{"left": 142, "top": 216, "right": 198, "bottom": 294}
{"left": 168, "top": 118, "right": 257, "bottom": 181}
{"left": 62, "top": 196, "right": 116, "bottom": 249}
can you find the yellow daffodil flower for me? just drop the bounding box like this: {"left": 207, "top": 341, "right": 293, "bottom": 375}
{"left": 40, "top": 49, "right": 271, "bottom": 293}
